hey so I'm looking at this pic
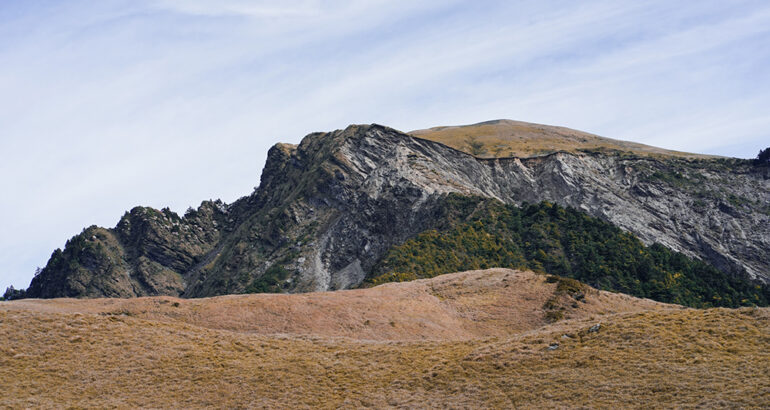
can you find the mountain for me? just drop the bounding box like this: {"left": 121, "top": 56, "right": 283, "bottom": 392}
{"left": 23, "top": 121, "right": 770, "bottom": 300}
{"left": 2, "top": 269, "right": 768, "bottom": 408}
{"left": 410, "top": 119, "right": 718, "bottom": 159}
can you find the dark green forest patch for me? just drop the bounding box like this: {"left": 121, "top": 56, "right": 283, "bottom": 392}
{"left": 367, "top": 194, "right": 769, "bottom": 308}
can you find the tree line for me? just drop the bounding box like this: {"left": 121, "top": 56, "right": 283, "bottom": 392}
{"left": 368, "top": 194, "right": 769, "bottom": 308}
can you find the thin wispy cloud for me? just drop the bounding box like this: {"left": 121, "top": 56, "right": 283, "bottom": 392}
{"left": 153, "top": 0, "right": 323, "bottom": 18}
{"left": 1, "top": 1, "right": 769, "bottom": 291}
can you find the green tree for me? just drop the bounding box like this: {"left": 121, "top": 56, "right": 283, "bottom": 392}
{"left": 367, "top": 194, "right": 770, "bottom": 308}
{"left": 2, "top": 286, "right": 27, "bottom": 301}
{"left": 756, "top": 147, "right": 770, "bottom": 165}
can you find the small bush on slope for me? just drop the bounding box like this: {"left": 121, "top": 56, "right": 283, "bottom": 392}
{"left": 368, "top": 194, "right": 770, "bottom": 308}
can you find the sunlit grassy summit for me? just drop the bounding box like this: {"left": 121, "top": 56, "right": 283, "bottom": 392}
{"left": 411, "top": 119, "right": 718, "bottom": 159}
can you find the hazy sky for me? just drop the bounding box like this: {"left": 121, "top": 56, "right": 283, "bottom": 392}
{"left": 2, "top": 0, "right": 769, "bottom": 291}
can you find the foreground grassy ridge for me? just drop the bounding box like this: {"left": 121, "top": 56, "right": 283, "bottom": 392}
{"left": 410, "top": 119, "right": 715, "bottom": 159}
{"left": 1, "top": 303, "right": 767, "bottom": 408}
{"left": 1, "top": 270, "right": 667, "bottom": 340}
{"left": 369, "top": 195, "right": 770, "bottom": 308}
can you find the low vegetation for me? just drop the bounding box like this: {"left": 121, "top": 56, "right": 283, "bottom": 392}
{"left": 1, "top": 271, "right": 767, "bottom": 408}
{"left": 542, "top": 275, "right": 587, "bottom": 322}
{"left": 244, "top": 264, "right": 291, "bottom": 293}
{"left": 368, "top": 195, "right": 769, "bottom": 308}
{"left": 410, "top": 119, "right": 715, "bottom": 159}
{"left": 463, "top": 135, "right": 487, "bottom": 156}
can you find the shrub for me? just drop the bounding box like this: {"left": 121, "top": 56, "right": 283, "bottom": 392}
{"left": 245, "top": 265, "right": 291, "bottom": 293}
{"left": 464, "top": 136, "right": 487, "bottom": 156}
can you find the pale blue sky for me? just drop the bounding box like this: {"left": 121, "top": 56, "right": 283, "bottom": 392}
{"left": 2, "top": 1, "right": 769, "bottom": 291}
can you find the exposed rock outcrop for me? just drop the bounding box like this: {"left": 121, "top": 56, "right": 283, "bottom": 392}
{"left": 26, "top": 123, "right": 770, "bottom": 298}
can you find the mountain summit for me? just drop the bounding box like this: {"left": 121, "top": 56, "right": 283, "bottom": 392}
{"left": 24, "top": 122, "right": 770, "bottom": 300}
{"left": 411, "top": 119, "right": 718, "bottom": 159}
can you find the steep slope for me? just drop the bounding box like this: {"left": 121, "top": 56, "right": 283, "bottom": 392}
{"left": 411, "top": 119, "right": 717, "bottom": 158}
{"left": 26, "top": 201, "right": 228, "bottom": 298}
{"left": 368, "top": 197, "right": 769, "bottom": 308}
{"left": 26, "top": 123, "right": 770, "bottom": 299}
{"left": 191, "top": 123, "right": 769, "bottom": 292}
{"left": 2, "top": 271, "right": 768, "bottom": 408}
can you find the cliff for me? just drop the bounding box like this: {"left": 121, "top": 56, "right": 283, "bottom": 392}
{"left": 25, "top": 122, "right": 770, "bottom": 298}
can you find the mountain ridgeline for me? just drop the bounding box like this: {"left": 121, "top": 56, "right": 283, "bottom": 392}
{"left": 22, "top": 121, "right": 770, "bottom": 307}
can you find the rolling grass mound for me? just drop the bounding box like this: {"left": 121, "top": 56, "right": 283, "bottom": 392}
{"left": 410, "top": 119, "right": 717, "bottom": 159}
{"left": 2, "top": 269, "right": 768, "bottom": 408}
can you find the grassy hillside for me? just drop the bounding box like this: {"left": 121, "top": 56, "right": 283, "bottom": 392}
{"left": 2, "top": 270, "right": 767, "bottom": 408}
{"left": 410, "top": 119, "right": 717, "bottom": 159}
{"left": 368, "top": 195, "right": 769, "bottom": 308}
{"left": 1, "top": 270, "right": 667, "bottom": 340}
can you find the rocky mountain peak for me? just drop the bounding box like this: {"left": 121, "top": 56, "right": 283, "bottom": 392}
{"left": 23, "top": 121, "right": 770, "bottom": 300}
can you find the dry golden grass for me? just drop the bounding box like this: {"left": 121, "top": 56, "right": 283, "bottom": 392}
{"left": 410, "top": 119, "right": 717, "bottom": 159}
{"left": 2, "top": 270, "right": 666, "bottom": 341}
{"left": 1, "top": 269, "right": 767, "bottom": 408}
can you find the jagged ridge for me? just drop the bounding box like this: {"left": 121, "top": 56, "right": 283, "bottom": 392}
{"left": 24, "top": 122, "right": 770, "bottom": 299}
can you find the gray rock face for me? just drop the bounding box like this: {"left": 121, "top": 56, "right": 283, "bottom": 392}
{"left": 27, "top": 124, "right": 770, "bottom": 298}
{"left": 27, "top": 202, "right": 228, "bottom": 298}
{"left": 246, "top": 124, "right": 768, "bottom": 291}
